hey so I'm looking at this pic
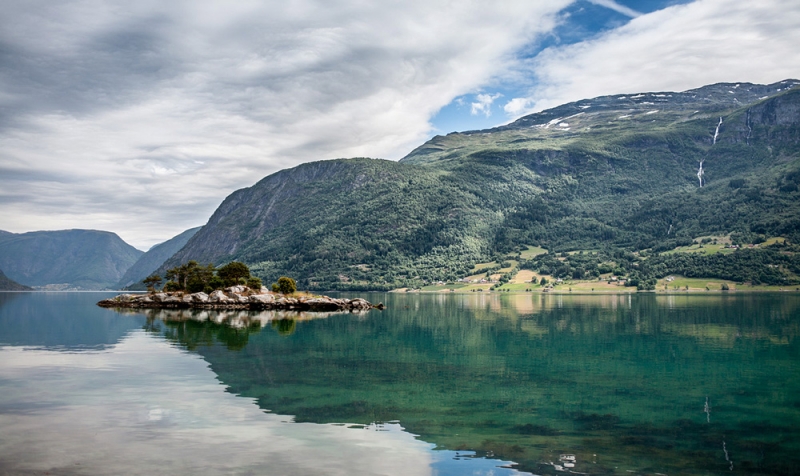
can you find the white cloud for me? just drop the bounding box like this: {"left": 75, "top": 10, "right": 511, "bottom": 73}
{"left": 505, "top": 0, "right": 800, "bottom": 117}
{"left": 470, "top": 93, "right": 503, "bottom": 117}
{"left": 0, "top": 0, "right": 572, "bottom": 249}
{"left": 503, "top": 97, "right": 534, "bottom": 116}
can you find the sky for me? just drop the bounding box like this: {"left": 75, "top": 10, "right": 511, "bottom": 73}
{"left": 1, "top": 0, "right": 799, "bottom": 250}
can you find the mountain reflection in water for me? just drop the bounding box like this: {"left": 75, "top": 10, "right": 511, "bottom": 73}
{"left": 145, "top": 292, "right": 800, "bottom": 475}
{"left": 0, "top": 293, "right": 523, "bottom": 476}
{"left": 1, "top": 292, "right": 799, "bottom": 475}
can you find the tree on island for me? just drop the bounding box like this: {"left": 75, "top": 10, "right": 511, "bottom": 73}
{"left": 143, "top": 274, "right": 162, "bottom": 292}
{"left": 217, "top": 261, "right": 251, "bottom": 287}
{"left": 156, "top": 260, "right": 270, "bottom": 294}
{"left": 272, "top": 276, "right": 297, "bottom": 294}
{"left": 165, "top": 260, "right": 215, "bottom": 293}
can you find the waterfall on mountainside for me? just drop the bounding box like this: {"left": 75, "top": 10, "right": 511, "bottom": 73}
{"left": 713, "top": 116, "right": 723, "bottom": 144}
{"left": 745, "top": 109, "right": 752, "bottom": 145}
{"left": 697, "top": 159, "right": 705, "bottom": 187}
{"left": 697, "top": 117, "right": 723, "bottom": 187}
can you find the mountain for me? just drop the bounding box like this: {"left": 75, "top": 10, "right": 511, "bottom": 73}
{"left": 160, "top": 80, "right": 800, "bottom": 290}
{"left": 0, "top": 268, "right": 32, "bottom": 291}
{"left": 116, "top": 226, "right": 201, "bottom": 290}
{"left": 0, "top": 230, "right": 143, "bottom": 290}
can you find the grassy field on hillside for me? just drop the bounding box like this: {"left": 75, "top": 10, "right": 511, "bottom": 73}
{"left": 519, "top": 246, "right": 548, "bottom": 260}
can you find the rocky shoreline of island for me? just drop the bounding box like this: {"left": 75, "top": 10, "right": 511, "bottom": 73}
{"left": 97, "top": 285, "right": 383, "bottom": 312}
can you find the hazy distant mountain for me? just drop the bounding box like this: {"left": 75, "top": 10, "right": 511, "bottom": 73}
{"left": 159, "top": 80, "right": 800, "bottom": 290}
{"left": 0, "top": 230, "right": 143, "bottom": 290}
{"left": 0, "top": 268, "right": 31, "bottom": 291}
{"left": 117, "top": 226, "right": 201, "bottom": 290}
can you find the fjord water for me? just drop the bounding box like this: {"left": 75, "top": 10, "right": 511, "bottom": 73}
{"left": 1, "top": 293, "right": 799, "bottom": 475}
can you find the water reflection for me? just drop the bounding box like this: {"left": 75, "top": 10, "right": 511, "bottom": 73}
{"left": 148, "top": 292, "right": 800, "bottom": 475}
{"left": 0, "top": 292, "right": 145, "bottom": 350}
{"left": 3, "top": 292, "right": 799, "bottom": 475}
{"left": 0, "top": 332, "right": 486, "bottom": 476}
{"left": 0, "top": 295, "right": 530, "bottom": 474}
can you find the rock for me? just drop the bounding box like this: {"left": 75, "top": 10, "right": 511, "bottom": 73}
{"left": 190, "top": 292, "right": 209, "bottom": 303}
{"left": 225, "top": 285, "right": 248, "bottom": 294}
{"left": 113, "top": 294, "right": 138, "bottom": 302}
{"left": 152, "top": 293, "right": 168, "bottom": 303}
{"left": 182, "top": 294, "right": 193, "bottom": 303}
{"left": 348, "top": 298, "right": 371, "bottom": 310}
{"left": 305, "top": 298, "right": 341, "bottom": 311}
{"left": 250, "top": 294, "right": 275, "bottom": 304}
{"left": 209, "top": 290, "right": 229, "bottom": 303}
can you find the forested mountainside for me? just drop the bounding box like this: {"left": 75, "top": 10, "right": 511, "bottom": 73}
{"left": 0, "top": 268, "right": 31, "bottom": 291}
{"left": 117, "top": 227, "right": 201, "bottom": 290}
{"left": 0, "top": 230, "right": 142, "bottom": 290}
{"left": 160, "top": 80, "right": 800, "bottom": 290}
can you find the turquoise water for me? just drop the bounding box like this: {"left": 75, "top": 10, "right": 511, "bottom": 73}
{"left": 1, "top": 292, "right": 799, "bottom": 475}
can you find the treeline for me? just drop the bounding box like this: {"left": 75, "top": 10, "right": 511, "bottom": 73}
{"left": 144, "top": 261, "right": 262, "bottom": 293}
{"left": 642, "top": 249, "right": 800, "bottom": 286}
{"left": 521, "top": 246, "right": 800, "bottom": 290}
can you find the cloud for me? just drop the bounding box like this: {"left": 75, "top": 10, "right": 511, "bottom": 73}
{"left": 503, "top": 97, "right": 534, "bottom": 116}
{"left": 587, "top": 0, "right": 642, "bottom": 18}
{"left": 470, "top": 93, "right": 503, "bottom": 117}
{"left": 505, "top": 0, "right": 800, "bottom": 117}
{"left": 0, "top": 0, "right": 572, "bottom": 249}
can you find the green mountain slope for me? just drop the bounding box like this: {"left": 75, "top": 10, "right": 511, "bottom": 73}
{"left": 0, "top": 230, "right": 143, "bottom": 290}
{"left": 0, "top": 268, "right": 32, "bottom": 291}
{"left": 161, "top": 80, "right": 800, "bottom": 290}
{"left": 117, "top": 226, "right": 201, "bottom": 289}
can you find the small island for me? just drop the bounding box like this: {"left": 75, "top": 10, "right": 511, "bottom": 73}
{"left": 98, "top": 286, "right": 380, "bottom": 312}
{"left": 97, "top": 261, "right": 383, "bottom": 312}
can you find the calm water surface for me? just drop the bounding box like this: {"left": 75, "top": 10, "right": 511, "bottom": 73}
{"left": 1, "top": 292, "right": 799, "bottom": 475}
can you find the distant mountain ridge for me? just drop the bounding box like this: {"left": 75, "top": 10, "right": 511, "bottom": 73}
{"left": 146, "top": 80, "right": 800, "bottom": 289}
{"left": 117, "top": 227, "right": 201, "bottom": 290}
{"left": 0, "top": 230, "right": 142, "bottom": 290}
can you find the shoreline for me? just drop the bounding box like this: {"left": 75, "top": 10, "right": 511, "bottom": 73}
{"left": 389, "top": 288, "right": 800, "bottom": 295}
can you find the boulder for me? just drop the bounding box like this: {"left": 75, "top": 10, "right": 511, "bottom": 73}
{"left": 209, "top": 290, "right": 230, "bottom": 303}
{"left": 152, "top": 293, "right": 168, "bottom": 303}
{"left": 250, "top": 294, "right": 275, "bottom": 304}
{"left": 190, "top": 292, "right": 209, "bottom": 303}
{"left": 305, "top": 298, "right": 341, "bottom": 311}
{"left": 348, "top": 298, "right": 371, "bottom": 310}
